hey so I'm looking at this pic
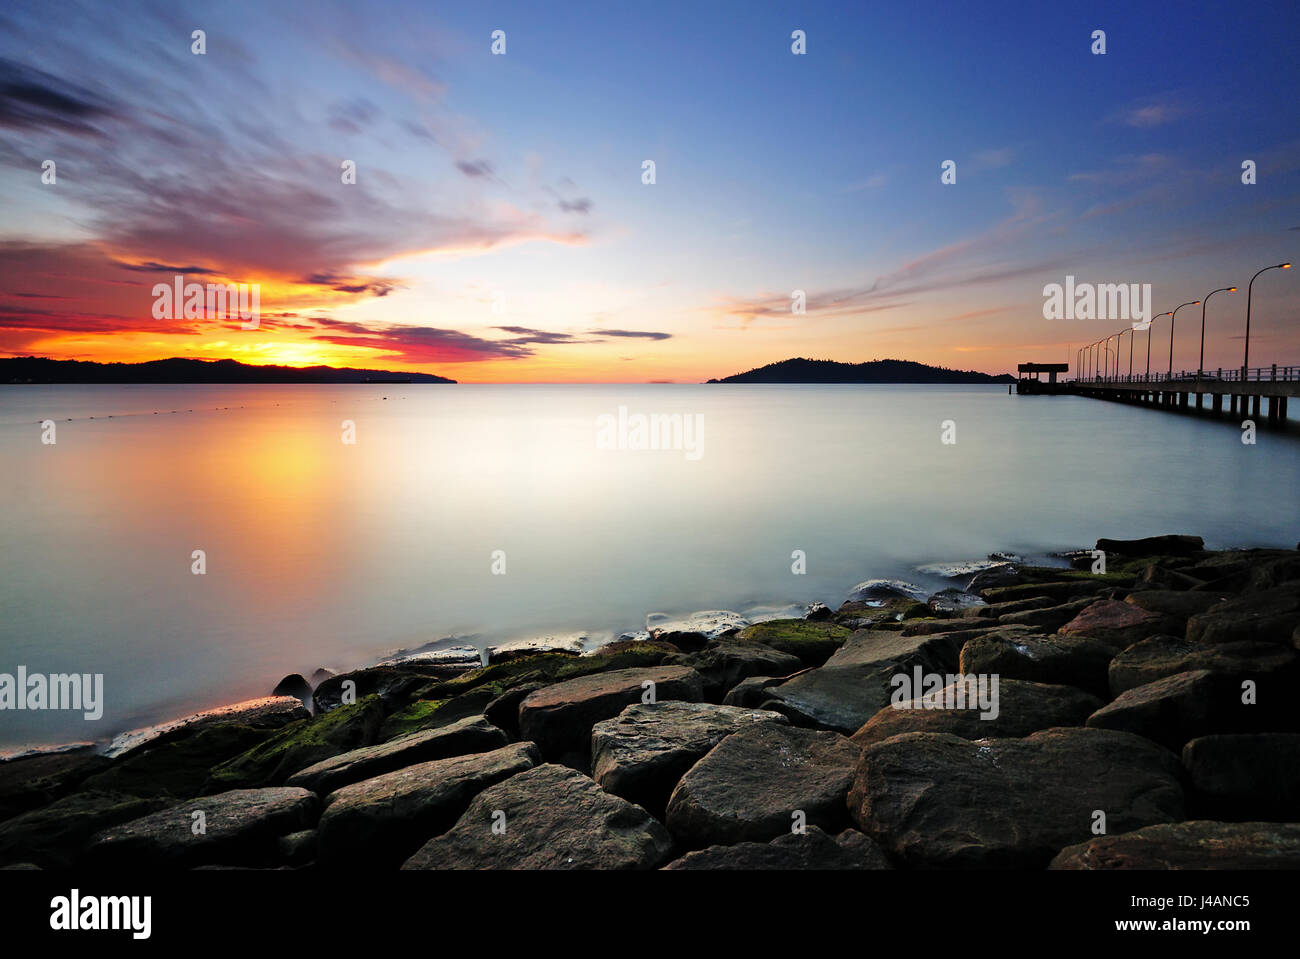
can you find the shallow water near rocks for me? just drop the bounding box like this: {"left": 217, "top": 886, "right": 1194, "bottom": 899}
{"left": 2, "top": 382, "right": 1298, "bottom": 748}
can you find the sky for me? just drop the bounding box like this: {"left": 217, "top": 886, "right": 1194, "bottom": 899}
{"left": 1, "top": 0, "right": 1297, "bottom": 382}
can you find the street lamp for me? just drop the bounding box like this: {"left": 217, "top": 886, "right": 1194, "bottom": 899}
{"left": 1144, "top": 311, "right": 1172, "bottom": 381}
{"left": 1244, "top": 263, "right": 1292, "bottom": 376}
{"left": 1168, "top": 300, "right": 1200, "bottom": 379}
{"left": 1198, "top": 287, "right": 1236, "bottom": 379}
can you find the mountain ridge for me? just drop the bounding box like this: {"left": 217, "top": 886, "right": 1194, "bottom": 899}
{"left": 707, "top": 357, "right": 1015, "bottom": 384}
{"left": 0, "top": 356, "right": 456, "bottom": 384}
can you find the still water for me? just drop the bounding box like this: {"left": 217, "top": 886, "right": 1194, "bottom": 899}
{"left": 2, "top": 383, "right": 1298, "bottom": 748}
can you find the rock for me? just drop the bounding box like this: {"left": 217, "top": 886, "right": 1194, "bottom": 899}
{"left": 1050, "top": 821, "right": 1300, "bottom": 869}
{"left": 486, "top": 633, "right": 587, "bottom": 663}
{"left": 0, "top": 791, "right": 170, "bottom": 868}
{"left": 402, "top": 764, "right": 673, "bottom": 870}
{"left": 1058, "top": 600, "right": 1176, "bottom": 649}
{"left": 668, "top": 636, "right": 801, "bottom": 698}
{"left": 82, "top": 724, "right": 279, "bottom": 799}
{"left": 732, "top": 619, "right": 851, "bottom": 666}
{"left": 0, "top": 748, "right": 111, "bottom": 821}
{"left": 316, "top": 742, "right": 540, "bottom": 867}
{"left": 978, "top": 579, "right": 1104, "bottom": 604}
{"left": 276, "top": 829, "right": 316, "bottom": 867}
{"left": 967, "top": 595, "right": 1056, "bottom": 619}
{"left": 662, "top": 826, "right": 892, "bottom": 870}
{"left": 271, "top": 674, "right": 312, "bottom": 705}
{"left": 517, "top": 666, "right": 704, "bottom": 761}
{"left": 848, "top": 727, "right": 1184, "bottom": 868}
{"left": 1095, "top": 534, "right": 1205, "bottom": 557}
{"left": 310, "top": 668, "right": 335, "bottom": 687}
{"left": 958, "top": 630, "right": 1115, "bottom": 698}
{"left": 804, "top": 602, "right": 833, "bottom": 621}
{"left": 379, "top": 644, "right": 483, "bottom": 671}
{"left": 997, "top": 596, "right": 1096, "bottom": 631}
{"left": 851, "top": 679, "right": 1102, "bottom": 747}
{"left": 104, "top": 696, "right": 310, "bottom": 760}
{"left": 926, "top": 588, "right": 985, "bottom": 614}
{"left": 312, "top": 665, "right": 449, "bottom": 713}
{"left": 1182, "top": 734, "right": 1300, "bottom": 821}
{"left": 665, "top": 723, "right": 859, "bottom": 847}
{"left": 847, "top": 579, "right": 928, "bottom": 602}
{"left": 755, "top": 628, "right": 970, "bottom": 733}
{"left": 1186, "top": 583, "right": 1300, "bottom": 646}
{"left": 591, "top": 702, "right": 788, "bottom": 814}
{"left": 287, "top": 715, "right": 509, "bottom": 794}
{"left": 917, "top": 559, "right": 1008, "bottom": 579}
{"left": 85, "top": 787, "right": 317, "bottom": 868}
{"left": 1085, "top": 669, "right": 1271, "bottom": 750}
{"left": 1139, "top": 564, "right": 1206, "bottom": 591}
{"left": 647, "top": 610, "right": 749, "bottom": 650}
{"left": 378, "top": 684, "right": 503, "bottom": 740}
{"left": 1107, "top": 636, "right": 1298, "bottom": 696}
{"left": 1124, "top": 590, "right": 1223, "bottom": 624}
{"left": 967, "top": 564, "right": 1021, "bottom": 591}
{"left": 206, "top": 695, "right": 386, "bottom": 790}
{"left": 484, "top": 682, "right": 544, "bottom": 736}
{"left": 722, "top": 675, "right": 783, "bottom": 708}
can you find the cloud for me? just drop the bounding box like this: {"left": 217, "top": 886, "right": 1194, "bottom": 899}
{"left": 558, "top": 197, "right": 593, "bottom": 214}
{"left": 0, "top": 57, "right": 120, "bottom": 135}
{"left": 1112, "top": 94, "right": 1187, "bottom": 129}
{"left": 591, "top": 329, "right": 671, "bottom": 340}
{"left": 456, "top": 159, "right": 495, "bottom": 178}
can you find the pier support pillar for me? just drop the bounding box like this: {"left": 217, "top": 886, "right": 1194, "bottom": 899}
{"left": 1251, "top": 395, "right": 1261, "bottom": 419}
{"left": 1212, "top": 394, "right": 1222, "bottom": 413}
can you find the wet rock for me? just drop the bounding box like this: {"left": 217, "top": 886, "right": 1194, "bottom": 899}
{"left": 926, "top": 588, "right": 986, "bottom": 614}
{"left": 647, "top": 610, "right": 749, "bottom": 650}
{"left": 591, "top": 702, "right": 787, "bottom": 814}
{"left": 967, "top": 564, "right": 1021, "bottom": 591}
{"left": 271, "top": 674, "right": 312, "bottom": 705}
{"left": 1050, "top": 821, "right": 1300, "bottom": 869}
{"left": 287, "top": 715, "right": 509, "bottom": 794}
{"left": 312, "top": 665, "right": 445, "bottom": 714}
{"left": 105, "top": 696, "right": 310, "bottom": 760}
{"left": 83, "top": 724, "right": 278, "bottom": 799}
{"left": 967, "top": 595, "right": 1056, "bottom": 619}
{"left": 317, "top": 742, "right": 539, "bottom": 867}
{"left": 958, "top": 630, "right": 1116, "bottom": 698}
{"left": 85, "top": 787, "right": 317, "bottom": 868}
{"left": 1086, "top": 669, "right": 1267, "bottom": 750}
{"left": 206, "top": 695, "right": 386, "bottom": 790}
{"left": 665, "top": 723, "right": 859, "bottom": 847}
{"left": 848, "top": 727, "right": 1184, "bottom": 868}
{"left": 1186, "top": 582, "right": 1300, "bottom": 646}
{"left": 733, "top": 619, "right": 852, "bottom": 666}
{"left": 1182, "top": 734, "right": 1300, "bottom": 821}
{"left": 667, "top": 636, "right": 801, "bottom": 698}
{"left": 402, "top": 763, "right": 673, "bottom": 870}
{"left": 851, "top": 679, "right": 1102, "bottom": 747}
{"left": 1107, "top": 636, "right": 1298, "bottom": 697}
{"left": 662, "top": 826, "right": 891, "bottom": 870}
{"left": 1058, "top": 600, "right": 1177, "bottom": 649}
{"left": 0, "top": 791, "right": 169, "bottom": 868}
{"left": 486, "top": 633, "right": 587, "bottom": 664}
{"left": 847, "top": 580, "right": 928, "bottom": 603}
{"left": 804, "top": 602, "right": 833, "bottom": 621}
{"left": 517, "top": 666, "right": 704, "bottom": 761}
{"left": 0, "top": 748, "right": 111, "bottom": 821}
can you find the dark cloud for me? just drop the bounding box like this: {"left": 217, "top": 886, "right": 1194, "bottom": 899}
{"left": 303, "top": 272, "right": 398, "bottom": 297}
{"left": 114, "top": 261, "right": 223, "bottom": 276}
{"left": 328, "top": 98, "right": 380, "bottom": 134}
{"left": 311, "top": 322, "right": 535, "bottom": 363}
{"left": 558, "top": 197, "right": 592, "bottom": 214}
{"left": 0, "top": 57, "right": 119, "bottom": 135}
{"left": 456, "top": 159, "right": 495, "bottom": 178}
{"left": 591, "top": 328, "right": 671, "bottom": 340}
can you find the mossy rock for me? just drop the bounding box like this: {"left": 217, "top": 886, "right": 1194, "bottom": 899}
{"left": 733, "top": 620, "right": 851, "bottom": 667}
{"left": 0, "top": 790, "right": 170, "bottom": 868}
{"left": 1018, "top": 566, "right": 1136, "bottom": 586}
{"left": 81, "top": 724, "right": 274, "bottom": 799}
{"left": 206, "top": 695, "right": 386, "bottom": 790}
{"left": 378, "top": 699, "right": 449, "bottom": 740}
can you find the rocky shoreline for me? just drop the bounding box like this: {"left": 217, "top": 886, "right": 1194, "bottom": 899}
{"left": 3, "top": 533, "right": 1300, "bottom": 870}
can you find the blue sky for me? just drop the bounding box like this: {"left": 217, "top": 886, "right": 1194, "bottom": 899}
{"left": 1, "top": 0, "right": 1297, "bottom": 379}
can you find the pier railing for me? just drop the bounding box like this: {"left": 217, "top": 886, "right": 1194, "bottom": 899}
{"left": 1072, "top": 364, "right": 1300, "bottom": 385}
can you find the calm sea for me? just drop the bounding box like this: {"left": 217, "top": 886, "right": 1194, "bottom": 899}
{"left": 2, "top": 383, "right": 1298, "bottom": 749}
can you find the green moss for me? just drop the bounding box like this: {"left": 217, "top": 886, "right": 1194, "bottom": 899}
{"left": 81, "top": 724, "right": 273, "bottom": 799}
{"left": 734, "top": 619, "right": 851, "bottom": 666}
{"left": 377, "top": 699, "right": 448, "bottom": 740}
{"left": 206, "top": 695, "right": 386, "bottom": 789}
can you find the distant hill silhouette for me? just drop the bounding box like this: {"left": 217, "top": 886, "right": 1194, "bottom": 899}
{"left": 1, "top": 357, "right": 456, "bottom": 384}
{"left": 707, "top": 357, "right": 1014, "bottom": 384}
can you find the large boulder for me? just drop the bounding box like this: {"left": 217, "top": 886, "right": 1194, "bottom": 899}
{"left": 0, "top": 791, "right": 170, "bottom": 868}
{"left": 517, "top": 666, "right": 704, "bottom": 761}
{"left": 665, "top": 723, "right": 859, "bottom": 847}
{"left": 286, "top": 715, "right": 508, "bottom": 794}
{"left": 732, "top": 620, "right": 851, "bottom": 667}
{"left": 1186, "top": 583, "right": 1300, "bottom": 646}
{"left": 1086, "top": 669, "right": 1279, "bottom": 750}
{"left": 1123, "top": 590, "right": 1223, "bottom": 625}
{"left": 0, "top": 748, "right": 111, "bottom": 821}
{"left": 959, "top": 631, "right": 1116, "bottom": 698}
{"left": 1058, "top": 600, "right": 1176, "bottom": 649}
{"left": 848, "top": 727, "right": 1184, "bottom": 869}
{"left": 402, "top": 764, "right": 673, "bottom": 870}
{"left": 851, "top": 679, "right": 1102, "bottom": 747}
{"left": 312, "top": 664, "right": 447, "bottom": 713}
{"left": 82, "top": 724, "right": 280, "bottom": 799}
{"left": 85, "top": 787, "right": 317, "bottom": 868}
{"left": 104, "top": 696, "right": 310, "bottom": 759}
{"left": 662, "top": 826, "right": 891, "bottom": 870}
{"left": 1050, "top": 821, "right": 1300, "bottom": 869}
{"left": 316, "top": 742, "right": 539, "bottom": 867}
{"left": 591, "top": 702, "right": 787, "bottom": 815}
{"left": 1181, "top": 734, "right": 1300, "bottom": 821}
{"left": 1107, "top": 636, "right": 1297, "bottom": 697}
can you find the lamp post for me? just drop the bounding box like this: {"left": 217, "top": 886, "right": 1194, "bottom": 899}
{"left": 1244, "top": 263, "right": 1292, "bottom": 376}
{"left": 1198, "top": 287, "right": 1236, "bottom": 380}
{"left": 1168, "top": 300, "right": 1200, "bottom": 379}
{"left": 1145, "top": 311, "right": 1171, "bottom": 381}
